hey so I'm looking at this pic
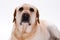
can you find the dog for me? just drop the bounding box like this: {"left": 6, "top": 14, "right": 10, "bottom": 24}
{"left": 10, "top": 4, "right": 60, "bottom": 40}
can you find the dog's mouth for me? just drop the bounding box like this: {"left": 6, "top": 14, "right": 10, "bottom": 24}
{"left": 20, "top": 13, "right": 31, "bottom": 25}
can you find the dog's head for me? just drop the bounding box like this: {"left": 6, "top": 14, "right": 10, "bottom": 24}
{"left": 13, "top": 4, "right": 40, "bottom": 25}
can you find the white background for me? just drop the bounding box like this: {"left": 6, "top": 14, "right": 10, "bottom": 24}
{"left": 0, "top": 0, "right": 60, "bottom": 40}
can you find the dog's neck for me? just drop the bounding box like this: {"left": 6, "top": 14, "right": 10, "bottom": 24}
{"left": 13, "top": 22, "right": 38, "bottom": 40}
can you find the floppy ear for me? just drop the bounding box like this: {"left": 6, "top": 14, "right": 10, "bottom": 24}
{"left": 13, "top": 9, "right": 16, "bottom": 22}
{"left": 36, "top": 10, "right": 40, "bottom": 23}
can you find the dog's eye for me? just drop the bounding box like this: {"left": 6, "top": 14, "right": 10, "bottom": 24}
{"left": 29, "top": 8, "right": 34, "bottom": 12}
{"left": 19, "top": 7, "right": 23, "bottom": 11}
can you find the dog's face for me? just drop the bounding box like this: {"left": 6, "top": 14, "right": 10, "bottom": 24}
{"left": 13, "top": 4, "right": 40, "bottom": 26}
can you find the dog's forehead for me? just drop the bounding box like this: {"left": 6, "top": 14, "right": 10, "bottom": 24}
{"left": 16, "top": 4, "right": 37, "bottom": 10}
{"left": 22, "top": 4, "right": 35, "bottom": 8}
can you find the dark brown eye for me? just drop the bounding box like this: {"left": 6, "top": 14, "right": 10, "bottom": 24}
{"left": 19, "top": 7, "right": 23, "bottom": 11}
{"left": 29, "top": 8, "right": 34, "bottom": 12}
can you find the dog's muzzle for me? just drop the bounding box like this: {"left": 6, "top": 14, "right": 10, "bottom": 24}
{"left": 21, "top": 13, "right": 30, "bottom": 22}
{"left": 20, "top": 13, "right": 30, "bottom": 24}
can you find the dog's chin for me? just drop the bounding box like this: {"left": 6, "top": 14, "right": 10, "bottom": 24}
{"left": 20, "top": 22, "right": 31, "bottom": 25}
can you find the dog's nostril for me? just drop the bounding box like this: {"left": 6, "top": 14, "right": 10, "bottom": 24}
{"left": 23, "top": 13, "right": 29, "bottom": 18}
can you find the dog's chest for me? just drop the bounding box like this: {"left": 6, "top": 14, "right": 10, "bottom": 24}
{"left": 26, "top": 26, "right": 50, "bottom": 40}
{"left": 20, "top": 24, "right": 50, "bottom": 40}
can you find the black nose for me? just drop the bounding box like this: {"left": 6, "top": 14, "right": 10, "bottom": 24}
{"left": 21, "top": 13, "right": 30, "bottom": 22}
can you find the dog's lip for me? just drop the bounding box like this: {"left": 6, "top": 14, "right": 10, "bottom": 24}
{"left": 20, "top": 22, "right": 31, "bottom": 25}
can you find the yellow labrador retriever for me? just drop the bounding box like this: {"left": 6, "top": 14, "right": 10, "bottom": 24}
{"left": 10, "top": 4, "right": 60, "bottom": 40}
